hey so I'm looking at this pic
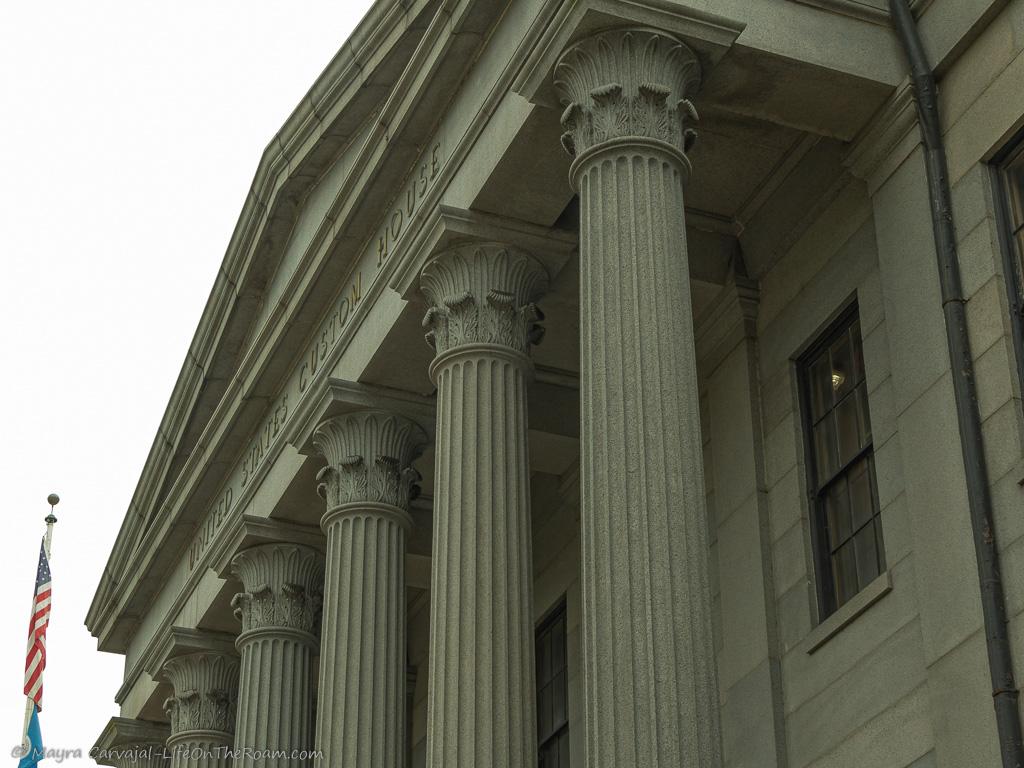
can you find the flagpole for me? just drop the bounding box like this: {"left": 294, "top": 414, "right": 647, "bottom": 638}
{"left": 43, "top": 493, "right": 58, "bottom": 559}
{"left": 20, "top": 698, "right": 33, "bottom": 757}
{"left": 20, "top": 493, "right": 58, "bottom": 759}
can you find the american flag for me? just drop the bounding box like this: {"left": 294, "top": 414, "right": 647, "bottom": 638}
{"left": 23, "top": 539, "right": 51, "bottom": 708}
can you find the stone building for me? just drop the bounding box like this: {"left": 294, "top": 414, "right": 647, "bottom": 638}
{"left": 87, "top": 0, "right": 1024, "bottom": 766}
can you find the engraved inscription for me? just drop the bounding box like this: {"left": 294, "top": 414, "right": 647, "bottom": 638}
{"left": 184, "top": 140, "right": 444, "bottom": 570}
{"left": 376, "top": 143, "right": 441, "bottom": 268}
{"left": 299, "top": 273, "right": 363, "bottom": 394}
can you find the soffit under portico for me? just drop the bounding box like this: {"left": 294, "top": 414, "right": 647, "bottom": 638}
{"left": 357, "top": 0, "right": 919, "bottom": 403}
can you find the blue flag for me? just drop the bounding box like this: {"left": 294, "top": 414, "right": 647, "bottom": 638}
{"left": 16, "top": 704, "right": 43, "bottom": 768}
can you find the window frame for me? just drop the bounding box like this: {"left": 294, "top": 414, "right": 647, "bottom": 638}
{"left": 535, "top": 599, "right": 569, "bottom": 768}
{"left": 990, "top": 128, "right": 1024, "bottom": 402}
{"left": 797, "top": 302, "right": 885, "bottom": 621}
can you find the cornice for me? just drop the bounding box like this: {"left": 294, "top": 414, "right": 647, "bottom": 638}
{"left": 843, "top": 79, "right": 919, "bottom": 194}
{"left": 92, "top": 716, "right": 170, "bottom": 753}
{"left": 788, "top": 0, "right": 889, "bottom": 25}
{"left": 787, "top": 0, "right": 932, "bottom": 25}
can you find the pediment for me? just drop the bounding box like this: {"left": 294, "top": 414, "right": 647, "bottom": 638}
{"left": 87, "top": 0, "right": 512, "bottom": 652}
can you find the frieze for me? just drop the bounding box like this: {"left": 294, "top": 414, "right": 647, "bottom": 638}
{"left": 185, "top": 140, "right": 444, "bottom": 571}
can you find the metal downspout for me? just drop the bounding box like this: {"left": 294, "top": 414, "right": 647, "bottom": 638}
{"left": 888, "top": 2, "right": 1024, "bottom": 764}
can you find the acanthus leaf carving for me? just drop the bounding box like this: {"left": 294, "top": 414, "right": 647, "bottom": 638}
{"left": 230, "top": 544, "right": 325, "bottom": 636}
{"left": 420, "top": 243, "right": 548, "bottom": 357}
{"left": 554, "top": 28, "right": 702, "bottom": 161}
{"left": 161, "top": 653, "right": 239, "bottom": 737}
{"left": 312, "top": 411, "right": 427, "bottom": 512}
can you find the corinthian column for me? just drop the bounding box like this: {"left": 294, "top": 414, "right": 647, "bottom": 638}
{"left": 162, "top": 652, "right": 240, "bottom": 768}
{"left": 420, "top": 243, "right": 547, "bottom": 768}
{"left": 311, "top": 411, "right": 427, "bottom": 768}
{"left": 230, "top": 543, "right": 323, "bottom": 767}
{"left": 554, "top": 28, "right": 721, "bottom": 767}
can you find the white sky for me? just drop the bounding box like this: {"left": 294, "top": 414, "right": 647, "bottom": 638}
{"left": 0, "top": 2, "right": 373, "bottom": 762}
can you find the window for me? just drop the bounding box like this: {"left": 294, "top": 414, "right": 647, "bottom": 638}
{"left": 536, "top": 602, "right": 569, "bottom": 768}
{"left": 799, "top": 306, "right": 885, "bottom": 619}
{"left": 992, "top": 135, "right": 1024, "bottom": 396}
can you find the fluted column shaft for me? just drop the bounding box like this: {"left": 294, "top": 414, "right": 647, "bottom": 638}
{"left": 555, "top": 28, "right": 722, "bottom": 767}
{"left": 420, "top": 243, "right": 547, "bottom": 768}
{"left": 162, "top": 652, "right": 240, "bottom": 768}
{"left": 231, "top": 543, "right": 324, "bottom": 768}
{"left": 312, "top": 411, "right": 427, "bottom": 768}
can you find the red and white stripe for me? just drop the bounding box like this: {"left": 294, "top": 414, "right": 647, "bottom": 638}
{"left": 24, "top": 576, "right": 51, "bottom": 708}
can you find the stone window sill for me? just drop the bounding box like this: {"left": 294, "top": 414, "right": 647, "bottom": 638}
{"left": 804, "top": 570, "right": 893, "bottom": 655}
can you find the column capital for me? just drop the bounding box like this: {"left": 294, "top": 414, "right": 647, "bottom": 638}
{"left": 230, "top": 543, "right": 324, "bottom": 641}
{"left": 312, "top": 410, "right": 427, "bottom": 515}
{"left": 554, "top": 27, "right": 701, "bottom": 173}
{"left": 161, "top": 652, "right": 239, "bottom": 738}
{"left": 420, "top": 242, "right": 548, "bottom": 365}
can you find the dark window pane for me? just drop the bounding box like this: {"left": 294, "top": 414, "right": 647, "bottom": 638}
{"left": 814, "top": 414, "right": 839, "bottom": 480}
{"left": 552, "top": 670, "right": 567, "bottom": 729}
{"left": 848, "top": 458, "right": 875, "bottom": 531}
{"left": 831, "top": 332, "right": 854, "bottom": 400}
{"left": 851, "top": 322, "right": 865, "bottom": 384}
{"left": 538, "top": 632, "right": 551, "bottom": 685}
{"left": 833, "top": 542, "right": 859, "bottom": 606}
{"left": 540, "top": 739, "right": 556, "bottom": 768}
{"left": 876, "top": 519, "right": 887, "bottom": 571}
{"left": 836, "top": 393, "right": 862, "bottom": 466}
{"left": 856, "top": 384, "right": 872, "bottom": 443}
{"left": 854, "top": 524, "right": 881, "bottom": 586}
{"left": 809, "top": 353, "right": 833, "bottom": 420}
{"left": 1015, "top": 229, "right": 1024, "bottom": 289}
{"left": 552, "top": 619, "right": 566, "bottom": 673}
{"left": 1007, "top": 157, "right": 1024, "bottom": 226}
{"left": 538, "top": 683, "right": 552, "bottom": 741}
{"left": 825, "top": 477, "right": 851, "bottom": 550}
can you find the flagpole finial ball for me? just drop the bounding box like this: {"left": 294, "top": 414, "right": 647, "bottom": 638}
{"left": 47, "top": 493, "right": 60, "bottom": 507}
